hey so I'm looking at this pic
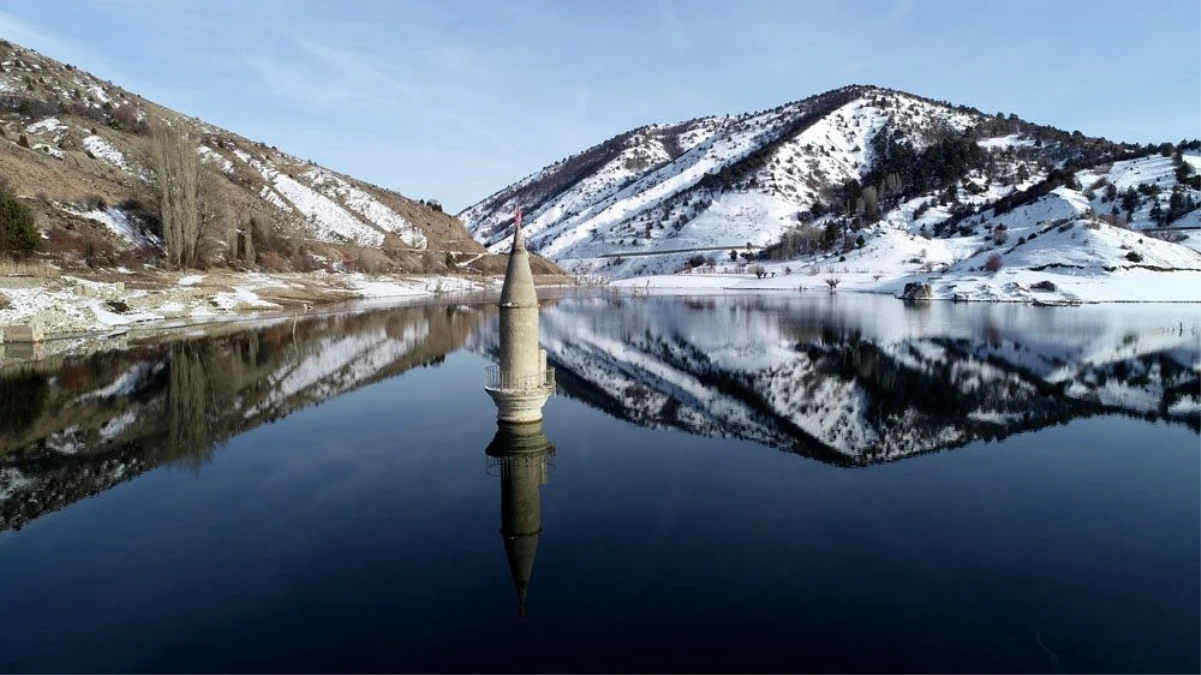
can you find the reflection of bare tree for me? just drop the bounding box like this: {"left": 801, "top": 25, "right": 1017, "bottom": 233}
{"left": 0, "top": 373, "right": 49, "bottom": 439}
{"left": 0, "top": 302, "right": 489, "bottom": 534}
{"left": 165, "top": 341, "right": 220, "bottom": 473}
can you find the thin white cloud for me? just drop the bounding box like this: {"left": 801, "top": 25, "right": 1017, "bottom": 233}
{"left": 239, "top": 55, "right": 361, "bottom": 108}
{"left": 240, "top": 22, "right": 530, "bottom": 165}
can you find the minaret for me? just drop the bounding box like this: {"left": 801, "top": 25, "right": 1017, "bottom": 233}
{"left": 485, "top": 207, "right": 554, "bottom": 424}
{"left": 486, "top": 421, "right": 555, "bottom": 620}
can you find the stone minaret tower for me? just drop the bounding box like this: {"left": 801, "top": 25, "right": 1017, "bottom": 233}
{"left": 485, "top": 421, "right": 555, "bottom": 620}
{"left": 485, "top": 207, "right": 554, "bottom": 423}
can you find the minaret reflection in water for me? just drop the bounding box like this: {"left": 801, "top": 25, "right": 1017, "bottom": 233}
{"left": 483, "top": 207, "right": 556, "bottom": 619}
{"left": 485, "top": 422, "right": 554, "bottom": 620}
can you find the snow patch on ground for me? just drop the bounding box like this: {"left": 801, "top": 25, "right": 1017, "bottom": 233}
{"left": 267, "top": 172, "right": 384, "bottom": 247}
{"left": 305, "top": 168, "right": 427, "bottom": 248}
{"left": 25, "top": 117, "right": 67, "bottom": 137}
{"left": 83, "top": 135, "right": 128, "bottom": 169}
{"left": 347, "top": 274, "right": 494, "bottom": 298}
{"left": 211, "top": 287, "right": 280, "bottom": 311}
{"left": 231, "top": 152, "right": 385, "bottom": 246}
{"left": 197, "top": 145, "right": 234, "bottom": 173}
{"left": 31, "top": 144, "right": 64, "bottom": 159}
{"left": 976, "top": 134, "right": 1035, "bottom": 149}
{"left": 62, "top": 205, "right": 160, "bottom": 248}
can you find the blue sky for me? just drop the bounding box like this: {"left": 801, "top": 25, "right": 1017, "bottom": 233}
{"left": 1, "top": 0, "right": 1196, "bottom": 211}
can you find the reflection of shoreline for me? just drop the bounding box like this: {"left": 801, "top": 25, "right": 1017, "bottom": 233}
{"left": 486, "top": 423, "right": 555, "bottom": 620}
{"left": 0, "top": 288, "right": 591, "bottom": 372}
{"left": 480, "top": 296, "right": 1200, "bottom": 468}
{"left": 0, "top": 304, "right": 486, "bottom": 534}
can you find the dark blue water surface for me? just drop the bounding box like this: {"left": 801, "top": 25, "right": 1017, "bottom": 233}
{"left": 0, "top": 295, "right": 1197, "bottom": 673}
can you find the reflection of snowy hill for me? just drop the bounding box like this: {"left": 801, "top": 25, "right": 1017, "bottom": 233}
{"left": 490, "top": 297, "right": 1200, "bottom": 465}
{"left": 0, "top": 304, "right": 484, "bottom": 533}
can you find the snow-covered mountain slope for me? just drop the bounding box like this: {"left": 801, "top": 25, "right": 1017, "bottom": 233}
{"left": 473, "top": 296, "right": 1199, "bottom": 465}
{"left": 461, "top": 85, "right": 1201, "bottom": 283}
{"left": 0, "top": 39, "right": 485, "bottom": 262}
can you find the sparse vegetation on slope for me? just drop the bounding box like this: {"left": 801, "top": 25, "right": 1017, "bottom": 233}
{"left": 0, "top": 39, "right": 560, "bottom": 278}
{"left": 462, "top": 83, "right": 1200, "bottom": 292}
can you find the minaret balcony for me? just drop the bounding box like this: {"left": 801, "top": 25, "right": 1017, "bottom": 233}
{"left": 484, "top": 365, "right": 556, "bottom": 393}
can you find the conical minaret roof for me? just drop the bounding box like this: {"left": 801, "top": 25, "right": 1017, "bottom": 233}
{"left": 499, "top": 207, "right": 538, "bottom": 308}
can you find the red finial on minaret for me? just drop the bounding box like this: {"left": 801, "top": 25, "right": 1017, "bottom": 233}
{"left": 511, "top": 206, "right": 526, "bottom": 252}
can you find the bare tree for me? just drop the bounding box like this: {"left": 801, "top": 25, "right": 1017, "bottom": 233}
{"left": 824, "top": 276, "right": 841, "bottom": 292}
{"left": 196, "top": 165, "right": 228, "bottom": 263}
{"left": 151, "top": 128, "right": 226, "bottom": 268}
{"left": 166, "top": 342, "right": 218, "bottom": 472}
{"left": 151, "top": 127, "right": 197, "bottom": 268}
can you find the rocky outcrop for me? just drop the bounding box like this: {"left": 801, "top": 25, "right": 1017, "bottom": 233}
{"left": 899, "top": 282, "right": 933, "bottom": 301}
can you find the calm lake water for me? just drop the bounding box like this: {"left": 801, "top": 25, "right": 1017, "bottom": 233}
{"left": 0, "top": 294, "right": 1197, "bottom": 673}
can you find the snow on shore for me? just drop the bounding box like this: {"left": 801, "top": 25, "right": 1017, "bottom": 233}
{"left": 615, "top": 267, "right": 1201, "bottom": 304}
{"left": 612, "top": 219, "right": 1201, "bottom": 304}
{"left": 0, "top": 272, "right": 499, "bottom": 338}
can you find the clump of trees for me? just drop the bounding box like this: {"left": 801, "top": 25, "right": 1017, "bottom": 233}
{"left": 151, "top": 127, "right": 227, "bottom": 268}
{"left": 697, "top": 88, "right": 865, "bottom": 192}
{"left": 0, "top": 181, "right": 38, "bottom": 256}
{"left": 1174, "top": 152, "right": 1201, "bottom": 190}
{"left": 985, "top": 167, "right": 1080, "bottom": 219}
{"left": 1164, "top": 186, "right": 1198, "bottom": 225}
{"left": 834, "top": 126, "right": 988, "bottom": 223}
{"left": 763, "top": 226, "right": 822, "bottom": 260}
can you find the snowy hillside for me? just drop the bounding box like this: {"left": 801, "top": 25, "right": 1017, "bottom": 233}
{"left": 461, "top": 85, "right": 1201, "bottom": 291}
{"left": 0, "top": 39, "right": 483, "bottom": 263}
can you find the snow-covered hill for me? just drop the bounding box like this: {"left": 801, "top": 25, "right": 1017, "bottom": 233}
{"left": 0, "top": 39, "right": 485, "bottom": 263}
{"left": 461, "top": 85, "right": 1201, "bottom": 290}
